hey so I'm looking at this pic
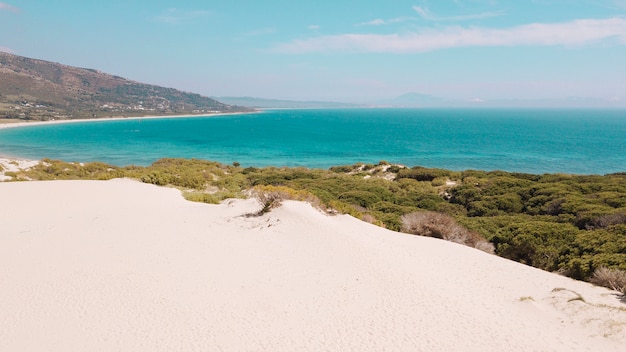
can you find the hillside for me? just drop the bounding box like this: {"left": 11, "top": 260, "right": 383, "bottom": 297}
{"left": 0, "top": 52, "right": 250, "bottom": 120}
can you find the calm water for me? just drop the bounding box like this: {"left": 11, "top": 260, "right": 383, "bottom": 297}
{"left": 0, "top": 108, "right": 625, "bottom": 174}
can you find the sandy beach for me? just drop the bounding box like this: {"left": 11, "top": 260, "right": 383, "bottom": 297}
{"left": 1, "top": 178, "right": 625, "bottom": 351}
{"left": 0, "top": 111, "right": 257, "bottom": 131}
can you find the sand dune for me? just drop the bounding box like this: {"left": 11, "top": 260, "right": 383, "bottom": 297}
{"left": 1, "top": 179, "right": 625, "bottom": 351}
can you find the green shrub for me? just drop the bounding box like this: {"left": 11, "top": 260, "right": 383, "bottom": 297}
{"left": 387, "top": 165, "right": 402, "bottom": 173}
{"left": 183, "top": 191, "right": 222, "bottom": 204}
{"left": 396, "top": 166, "right": 451, "bottom": 182}
{"left": 491, "top": 221, "right": 579, "bottom": 272}
{"left": 329, "top": 165, "right": 354, "bottom": 173}
{"left": 338, "top": 190, "right": 381, "bottom": 208}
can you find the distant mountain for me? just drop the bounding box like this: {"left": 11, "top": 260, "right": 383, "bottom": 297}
{"left": 0, "top": 52, "right": 250, "bottom": 121}
{"left": 452, "top": 97, "right": 626, "bottom": 108}
{"left": 214, "top": 96, "right": 363, "bottom": 109}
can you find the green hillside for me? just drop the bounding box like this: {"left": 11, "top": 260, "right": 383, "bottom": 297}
{"left": 0, "top": 52, "right": 250, "bottom": 120}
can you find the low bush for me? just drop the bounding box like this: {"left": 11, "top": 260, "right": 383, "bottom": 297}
{"left": 401, "top": 211, "right": 494, "bottom": 254}
{"left": 183, "top": 190, "right": 239, "bottom": 204}
{"left": 591, "top": 267, "right": 626, "bottom": 295}
{"left": 396, "top": 166, "right": 451, "bottom": 182}
{"left": 183, "top": 191, "right": 223, "bottom": 204}
{"left": 329, "top": 165, "right": 353, "bottom": 173}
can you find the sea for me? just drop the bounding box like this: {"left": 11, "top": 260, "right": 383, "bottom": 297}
{"left": 0, "top": 108, "right": 625, "bottom": 175}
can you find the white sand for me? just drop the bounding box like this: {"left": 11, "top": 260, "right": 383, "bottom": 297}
{"left": 1, "top": 179, "right": 625, "bottom": 351}
{"left": 0, "top": 111, "right": 256, "bottom": 131}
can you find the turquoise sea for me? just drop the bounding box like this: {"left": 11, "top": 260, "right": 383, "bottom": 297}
{"left": 0, "top": 108, "right": 625, "bottom": 174}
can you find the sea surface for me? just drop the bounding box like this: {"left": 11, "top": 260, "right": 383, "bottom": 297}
{"left": 0, "top": 108, "right": 625, "bottom": 174}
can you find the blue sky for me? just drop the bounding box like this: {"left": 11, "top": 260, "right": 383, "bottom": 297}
{"left": 1, "top": 0, "right": 626, "bottom": 104}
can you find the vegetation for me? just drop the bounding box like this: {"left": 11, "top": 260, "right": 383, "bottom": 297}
{"left": 6, "top": 158, "right": 626, "bottom": 290}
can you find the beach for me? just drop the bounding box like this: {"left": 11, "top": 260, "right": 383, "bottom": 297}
{"left": 1, "top": 178, "right": 625, "bottom": 351}
{"left": 0, "top": 111, "right": 257, "bottom": 130}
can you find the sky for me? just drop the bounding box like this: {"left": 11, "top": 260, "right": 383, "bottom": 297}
{"left": 1, "top": 0, "right": 626, "bottom": 104}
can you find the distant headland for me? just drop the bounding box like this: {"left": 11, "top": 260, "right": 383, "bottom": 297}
{"left": 0, "top": 52, "right": 252, "bottom": 122}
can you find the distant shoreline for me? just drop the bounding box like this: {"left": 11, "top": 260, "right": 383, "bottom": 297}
{"left": 0, "top": 111, "right": 259, "bottom": 130}
{"left": 0, "top": 111, "right": 259, "bottom": 161}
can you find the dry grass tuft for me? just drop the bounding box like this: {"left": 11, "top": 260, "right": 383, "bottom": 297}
{"left": 252, "top": 189, "right": 287, "bottom": 216}
{"left": 552, "top": 287, "right": 587, "bottom": 303}
{"left": 250, "top": 185, "right": 322, "bottom": 216}
{"left": 400, "top": 211, "right": 495, "bottom": 254}
{"left": 591, "top": 267, "right": 626, "bottom": 295}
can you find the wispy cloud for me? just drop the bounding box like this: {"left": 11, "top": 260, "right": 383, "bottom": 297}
{"left": 413, "top": 6, "right": 504, "bottom": 21}
{"left": 154, "top": 8, "right": 210, "bottom": 24}
{"left": 357, "top": 17, "right": 416, "bottom": 26}
{"left": 0, "top": 2, "right": 19, "bottom": 12}
{"left": 276, "top": 18, "right": 626, "bottom": 54}
{"left": 308, "top": 25, "right": 320, "bottom": 30}
{"left": 357, "top": 19, "right": 387, "bottom": 26}
{"left": 0, "top": 46, "right": 15, "bottom": 53}
{"left": 356, "top": 5, "right": 501, "bottom": 27}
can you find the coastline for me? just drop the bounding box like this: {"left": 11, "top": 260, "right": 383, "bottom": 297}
{"left": 0, "top": 110, "right": 260, "bottom": 130}
{"left": 0, "top": 111, "right": 260, "bottom": 161}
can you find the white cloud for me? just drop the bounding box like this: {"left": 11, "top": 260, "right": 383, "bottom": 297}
{"left": 276, "top": 18, "right": 626, "bottom": 54}
{"left": 154, "top": 8, "right": 210, "bottom": 24}
{"left": 413, "top": 6, "right": 432, "bottom": 19}
{"left": 413, "top": 6, "right": 504, "bottom": 21}
{"left": 308, "top": 25, "right": 320, "bottom": 30}
{"left": 357, "top": 16, "right": 416, "bottom": 27}
{"left": 388, "top": 17, "right": 415, "bottom": 24}
{"left": 357, "top": 19, "right": 387, "bottom": 26}
{"left": 0, "top": 46, "right": 15, "bottom": 53}
{"left": 0, "top": 2, "right": 19, "bottom": 12}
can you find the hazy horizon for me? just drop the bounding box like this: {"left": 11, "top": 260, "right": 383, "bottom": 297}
{"left": 1, "top": 1, "right": 626, "bottom": 106}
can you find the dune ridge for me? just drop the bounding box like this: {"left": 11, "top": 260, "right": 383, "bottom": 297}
{"left": 1, "top": 179, "right": 625, "bottom": 351}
